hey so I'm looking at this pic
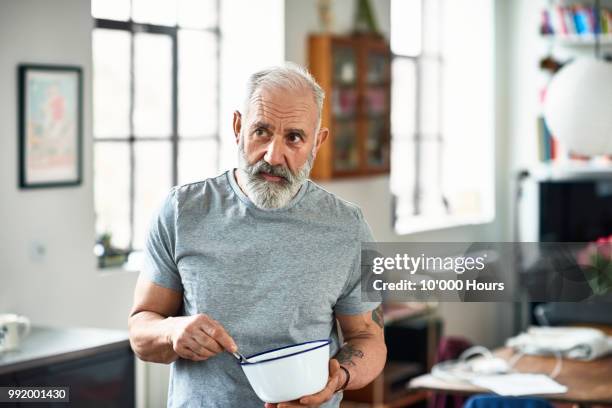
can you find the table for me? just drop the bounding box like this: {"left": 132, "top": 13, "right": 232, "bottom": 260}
{"left": 0, "top": 326, "right": 133, "bottom": 407}
{"left": 408, "top": 347, "right": 612, "bottom": 407}
{"left": 0, "top": 326, "right": 129, "bottom": 375}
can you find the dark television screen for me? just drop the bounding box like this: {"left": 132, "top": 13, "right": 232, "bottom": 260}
{"left": 539, "top": 179, "right": 612, "bottom": 242}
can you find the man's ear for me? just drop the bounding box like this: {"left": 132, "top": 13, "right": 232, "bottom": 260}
{"left": 313, "top": 127, "right": 329, "bottom": 157}
{"left": 233, "top": 111, "right": 242, "bottom": 145}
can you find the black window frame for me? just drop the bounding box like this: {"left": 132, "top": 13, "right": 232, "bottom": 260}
{"left": 391, "top": 0, "right": 446, "bottom": 225}
{"left": 92, "top": 2, "right": 221, "bottom": 256}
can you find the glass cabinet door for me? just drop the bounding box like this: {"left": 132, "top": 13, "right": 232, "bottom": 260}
{"left": 333, "top": 46, "right": 357, "bottom": 85}
{"left": 332, "top": 87, "right": 358, "bottom": 118}
{"left": 366, "top": 51, "right": 389, "bottom": 85}
{"left": 333, "top": 120, "right": 359, "bottom": 172}
{"left": 363, "top": 48, "right": 390, "bottom": 170}
{"left": 365, "top": 119, "right": 389, "bottom": 167}
{"left": 324, "top": 37, "right": 391, "bottom": 177}
{"left": 332, "top": 44, "right": 359, "bottom": 174}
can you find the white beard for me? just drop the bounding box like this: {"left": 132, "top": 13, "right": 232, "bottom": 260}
{"left": 237, "top": 141, "right": 315, "bottom": 209}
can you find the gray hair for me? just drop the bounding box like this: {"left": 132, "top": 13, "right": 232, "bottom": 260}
{"left": 243, "top": 62, "right": 325, "bottom": 130}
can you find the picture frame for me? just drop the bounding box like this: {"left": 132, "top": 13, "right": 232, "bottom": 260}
{"left": 18, "top": 64, "right": 83, "bottom": 188}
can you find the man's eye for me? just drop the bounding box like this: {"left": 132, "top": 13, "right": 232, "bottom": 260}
{"left": 255, "top": 128, "right": 266, "bottom": 137}
{"left": 288, "top": 133, "right": 303, "bottom": 143}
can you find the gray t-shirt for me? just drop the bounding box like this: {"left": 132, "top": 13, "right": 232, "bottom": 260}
{"left": 142, "top": 170, "right": 378, "bottom": 408}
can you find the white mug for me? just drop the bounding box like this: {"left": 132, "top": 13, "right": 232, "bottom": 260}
{"left": 0, "top": 314, "right": 31, "bottom": 352}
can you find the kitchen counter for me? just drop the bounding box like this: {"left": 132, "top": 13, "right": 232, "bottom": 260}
{"left": 0, "top": 326, "right": 129, "bottom": 375}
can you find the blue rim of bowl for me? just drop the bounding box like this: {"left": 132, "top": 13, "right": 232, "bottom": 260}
{"left": 239, "top": 339, "right": 331, "bottom": 366}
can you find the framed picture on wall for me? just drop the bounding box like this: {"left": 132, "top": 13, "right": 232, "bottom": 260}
{"left": 18, "top": 64, "right": 82, "bottom": 188}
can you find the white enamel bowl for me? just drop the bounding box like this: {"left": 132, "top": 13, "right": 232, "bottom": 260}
{"left": 240, "top": 339, "right": 330, "bottom": 403}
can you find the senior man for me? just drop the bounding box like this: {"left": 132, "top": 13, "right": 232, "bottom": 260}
{"left": 128, "top": 63, "right": 386, "bottom": 408}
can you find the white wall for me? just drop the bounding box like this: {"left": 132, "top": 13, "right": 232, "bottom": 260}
{"left": 285, "top": 0, "right": 514, "bottom": 347}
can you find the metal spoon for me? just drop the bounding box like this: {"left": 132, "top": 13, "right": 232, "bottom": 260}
{"left": 231, "top": 351, "right": 250, "bottom": 363}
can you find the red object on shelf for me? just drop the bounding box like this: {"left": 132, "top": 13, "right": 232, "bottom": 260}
{"left": 569, "top": 152, "right": 591, "bottom": 161}
{"left": 541, "top": 10, "right": 554, "bottom": 35}
{"left": 556, "top": 5, "right": 569, "bottom": 34}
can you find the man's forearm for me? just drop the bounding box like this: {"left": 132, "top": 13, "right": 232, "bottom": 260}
{"left": 335, "top": 334, "right": 387, "bottom": 390}
{"left": 128, "top": 311, "right": 178, "bottom": 364}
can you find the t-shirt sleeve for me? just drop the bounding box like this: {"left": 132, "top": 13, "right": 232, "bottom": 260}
{"left": 334, "top": 209, "right": 381, "bottom": 316}
{"left": 141, "top": 187, "right": 183, "bottom": 292}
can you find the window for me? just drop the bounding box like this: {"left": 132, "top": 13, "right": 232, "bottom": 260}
{"left": 92, "top": 0, "right": 220, "bottom": 265}
{"left": 390, "top": 0, "right": 495, "bottom": 234}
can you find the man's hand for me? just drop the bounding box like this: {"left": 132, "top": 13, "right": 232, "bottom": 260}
{"left": 168, "top": 313, "right": 238, "bottom": 361}
{"left": 263, "top": 359, "right": 345, "bottom": 408}
{"left": 128, "top": 279, "right": 240, "bottom": 364}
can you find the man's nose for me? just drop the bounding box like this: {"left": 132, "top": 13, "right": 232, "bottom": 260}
{"left": 263, "top": 136, "right": 286, "bottom": 167}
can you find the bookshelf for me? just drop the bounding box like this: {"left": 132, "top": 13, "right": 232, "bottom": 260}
{"left": 308, "top": 33, "right": 391, "bottom": 180}
{"left": 529, "top": 161, "right": 612, "bottom": 181}
{"left": 540, "top": 1, "right": 612, "bottom": 40}
{"left": 542, "top": 33, "right": 612, "bottom": 45}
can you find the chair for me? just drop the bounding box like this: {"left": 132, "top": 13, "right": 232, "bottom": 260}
{"left": 464, "top": 394, "right": 554, "bottom": 408}
{"left": 432, "top": 336, "right": 473, "bottom": 408}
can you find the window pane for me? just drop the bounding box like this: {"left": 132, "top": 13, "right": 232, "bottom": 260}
{"left": 418, "top": 140, "right": 447, "bottom": 215}
{"left": 132, "top": 0, "right": 177, "bottom": 26}
{"left": 420, "top": 58, "right": 441, "bottom": 135}
{"left": 394, "top": 194, "right": 416, "bottom": 221}
{"left": 133, "top": 141, "right": 172, "bottom": 250}
{"left": 178, "top": 0, "right": 217, "bottom": 29}
{"left": 423, "top": 0, "right": 442, "bottom": 54}
{"left": 391, "top": 0, "right": 421, "bottom": 57}
{"left": 92, "top": 0, "right": 130, "bottom": 20}
{"left": 94, "top": 142, "right": 130, "bottom": 249}
{"left": 178, "top": 139, "right": 219, "bottom": 185}
{"left": 93, "top": 29, "right": 131, "bottom": 138}
{"left": 134, "top": 33, "right": 173, "bottom": 138}
{"left": 179, "top": 30, "right": 217, "bottom": 137}
{"left": 390, "top": 139, "right": 415, "bottom": 197}
{"left": 391, "top": 58, "right": 416, "bottom": 138}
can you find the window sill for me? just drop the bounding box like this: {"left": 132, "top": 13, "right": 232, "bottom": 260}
{"left": 394, "top": 213, "right": 494, "bottom": 235}
{"left": 97, "top": 251, "right": 143, "bottom": 274}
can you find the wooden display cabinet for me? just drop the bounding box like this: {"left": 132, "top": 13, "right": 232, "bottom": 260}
{"left": 308, "top": 34, "right": 391, "bottom": 180}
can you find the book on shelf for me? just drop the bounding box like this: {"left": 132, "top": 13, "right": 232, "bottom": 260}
{"left": 574, "top": 6, "right": 589, "bottom": 34}
{"left": 542, "top": 3, "right": 612, "bottom": 36}
{"left": 537, "top": 116, "right": 557, "bottom": 162}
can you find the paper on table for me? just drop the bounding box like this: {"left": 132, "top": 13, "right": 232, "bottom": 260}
{"left": 470, "top": 374, "right": 568, "bottom": 396}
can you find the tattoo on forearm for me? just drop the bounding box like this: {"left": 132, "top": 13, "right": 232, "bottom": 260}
{"left": 372, "top": 305, "right": 384, "bottom": 328}
{"left": 336, "top": 344, "right": 364, "bottom": 366}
